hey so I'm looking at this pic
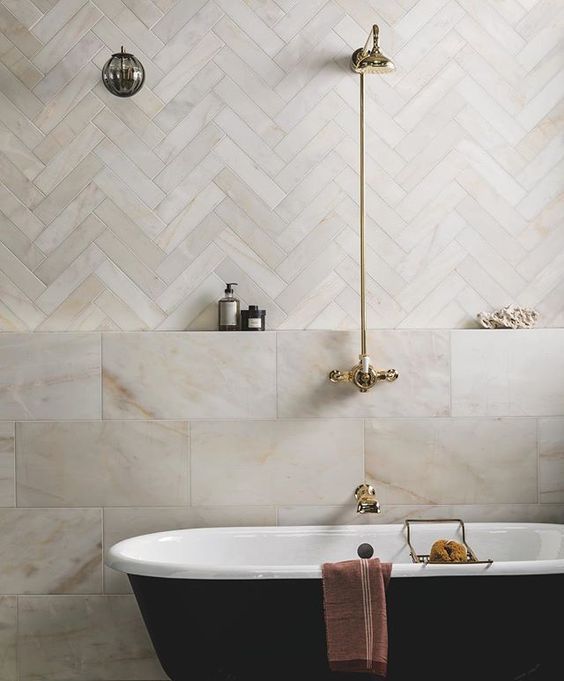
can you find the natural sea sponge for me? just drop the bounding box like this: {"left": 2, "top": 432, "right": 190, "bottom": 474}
{"left": 429, "top": 539, "right": 467, "bottom": 563}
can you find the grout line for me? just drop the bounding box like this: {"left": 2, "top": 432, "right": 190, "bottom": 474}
{"left": 187, "top": 421, "right": 192, "bottom": 507}
{"left": 101, "top": 506, "right": 105, "bottom": 594}
{"left": 0, "top": 416, "right": 557, "bottom": 423}
{"left": 448, "top": 329, "right": 453, "bottom": 417}
{"left": 362, "top": 417, "right": 366, "bottom": 480}
{"left": 99, "top": 331, "right": 103, "bottom": 420}
{"left": 275, "top": 331, "right": 279, "bottom": 418}
{"left": 12, "top": 421, "right": 17, "bottom": 508}
{"left": 15, "top": 594, "right": 18, "bottom": 681}
{"left": 536, "top": 417, "right": 541, "bottom": 505}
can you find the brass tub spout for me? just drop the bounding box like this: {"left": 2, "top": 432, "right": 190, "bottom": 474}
{"left": 355, "top": 483, "right": 380, "bottom": 514}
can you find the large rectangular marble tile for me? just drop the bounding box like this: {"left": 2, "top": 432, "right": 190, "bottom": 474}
{"left": 16, "top": 421, "right": 189, "bottom": 507}
{"left": 365, "top": 418, "right": 538, "bottom": 505}
{"left": 0, "top": 508, "right": 101, "bottom": 594}
{"left": 18, "top": 595, "right": 166, "bottom": 681}
{"left": 539, "top": 418, "right": 564, "bottom": 503}
{"left": 102, "top": 332, "right": 276, "bottom": 419}
{"left": 277, "top": 331, "right": 450, "bottom": 417}
{"left": 191, "top": 419, "right": 363, "bottom": 506}
{"left": 0, "top": 597, "right": 16, "bottom": 681}
{"left": 104, "top": 506, "right": 276, "bottom": 593}
{"left": 0, "top": 423, "right": 14, "bottom": 506}
{"left": 277, "top": 504, "right": 564, "bottom": 525}
{"left": 451, "top": 330, "right": 564, "bottom": 416}
{"left": 0, "top": 334, "right": 100, "bottom": 420}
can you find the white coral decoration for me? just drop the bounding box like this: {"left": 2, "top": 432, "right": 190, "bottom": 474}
{"left": 477, "top": 305, "right": 539, "bottom": 329}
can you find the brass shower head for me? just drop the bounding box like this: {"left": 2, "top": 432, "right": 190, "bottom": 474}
{"left": 351, "top": 24, "right": 395, "bottom": 74}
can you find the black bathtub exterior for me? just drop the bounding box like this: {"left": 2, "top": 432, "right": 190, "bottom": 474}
{"left": 130, "top": 573, "right": 561, "bottom": 681}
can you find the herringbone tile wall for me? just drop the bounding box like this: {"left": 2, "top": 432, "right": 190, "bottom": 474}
{"left": 0, "top": 0, "right": 563, "bottom": 332}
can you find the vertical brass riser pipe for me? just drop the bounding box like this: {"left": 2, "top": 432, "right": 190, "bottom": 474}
{"left": 329, "top": 24, "right": 399, "bottom": 392}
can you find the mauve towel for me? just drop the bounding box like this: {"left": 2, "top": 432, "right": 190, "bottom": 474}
{"left": 322, "top": 558, "right": 392, "bottom": 677}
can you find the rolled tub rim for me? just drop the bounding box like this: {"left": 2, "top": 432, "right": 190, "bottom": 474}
{"left": 106, "top": 522, "right": 564, "bottom": 580}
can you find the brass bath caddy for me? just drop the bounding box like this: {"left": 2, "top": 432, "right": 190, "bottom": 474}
{"left": 405, "top": 519, "right": 493, "bottom": 565}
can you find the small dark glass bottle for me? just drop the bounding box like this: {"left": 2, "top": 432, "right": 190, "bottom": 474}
{"left": 241, "top": 305, "right": 265, "bottom": 331}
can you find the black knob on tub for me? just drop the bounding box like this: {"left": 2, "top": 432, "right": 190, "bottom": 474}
{"left": 357, "top": 543, "right": 374, "bottom": 559}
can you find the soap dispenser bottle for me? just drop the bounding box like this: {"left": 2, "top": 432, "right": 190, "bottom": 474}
{"left": 218, "top": 283, "right": 240, "bottom": 331}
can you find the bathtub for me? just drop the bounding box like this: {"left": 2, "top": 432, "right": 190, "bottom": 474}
{"left": 108, "top": 523, "right": 564, "bottom": 681}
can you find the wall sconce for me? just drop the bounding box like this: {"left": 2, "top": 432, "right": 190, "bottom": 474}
{"left": 102, "top": 47, "right": 145, "bottom": 97}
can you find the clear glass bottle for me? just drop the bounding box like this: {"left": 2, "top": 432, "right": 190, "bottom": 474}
{"left": 218, "top": 283, "right": 240, "bottom": 331}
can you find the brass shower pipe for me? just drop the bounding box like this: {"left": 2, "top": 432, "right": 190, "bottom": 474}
{"left": 329, "top": 25, "right": 399, "bottom": 393}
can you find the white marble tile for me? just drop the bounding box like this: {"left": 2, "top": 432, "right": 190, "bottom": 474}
{"left": 94, "top": 139, "right": 165, "bottom": 210}
{"left": 0, "top": 596, "right": 16, "bottom": 681}
{"left": 32, "top": 153, "right": 104, "bottom": 226}
{"left": 32, "top": 2, "right": 102, "bottom": 73}
{"left": 93, "top": 169, "right": 166, "bottom": 241}
{"left": 153, "top": 31, "right": 223, "bottom": 103}
{"left": 152, "top": 0, "right": 207, "bottom": 42}
{"left": 104, "top": 506, "right": 276, "bottom": 592}
{"left": 277, "top": 503, "right": 564, "bottom": 525}
{"left": 34, "top": 123, "right": 104, "bottom": 194}
{"left": 18, "top": 595, "right": 167, "bottom": 681}
{"left": 0, "top": 423, "right": 14, "bottom": 507}
{"left": 154, "top": 1, "right": 222, "bottom": 71}
{"left": 0, "top": 242, "right": 45, "bottom": 301}
{"left": 31, "top": 0, "right": 90, "bottom": 43}
{"left": 16, "top": 421, "right": 189, "bottom": 507}
{"left": 35, "top": 244, "right": 106, "bottom": 315}
{"left": 33, "top": 31, "right": 103, "bottom": 104}
{"left": 0, "top": 333, "right": 100, "bottom": 420}
{"left": 277, "top": 331, "right": 450, "bottom": 418}
{"left": 0, "top": 508, "right": 101, "bottom": 594}
{"left": 158, "top": 246, "right": 224, "bottom": 311}
{"left": 95, "top": 260, "right": 166, "bottom": 329}
{"left": 539, "top": 418, "right": 564, "bottom": 503}
{"left": 365, "top": 418, "right": 538, "bottom": 505}
{"left": 103, "top": 332, "right": 277, "bottom": 419}
{"left": 35, "top": 214, "right": 106, "bottom": 286}
{"left": 93, "top": 108, "right": 164, "bottom": 179}
{"left": 191, "top": 419, "right": 363, "bottom": 506}
{"left": 36, "top": 276, "right": 104, "bottom": 332}
{"left": 451, "top": 330, "right": 564, "bottom": 416}
{"left": 214, "top": 137, "right": 285, "bottom": 210}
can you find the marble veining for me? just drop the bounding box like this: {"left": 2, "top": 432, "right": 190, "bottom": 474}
{"left": 365, "top": 418, "right": 538, "bottom": 505}
{"left": 18, "top": 596, "right": 166, "bottom": 681}
{"left": 277, "top": 330, "right": 450, "bottom": 417}
{"left": 16, "top": 421, "right": 189, "bottom": 507}
{"left": 0, "top": 509, "right": 101, "bottom": 594}
{"left": 0, "top": 597, "right": 16, "bottom": 681}
{"left": 102, "top": 332, "right": 277, "bottom": 419}
{"left": 191, "top": 419, "right": 364, "bottom": 505}
{"left": 0, "top": 328, "right": 563, "bottom": 678}
{"left": 539, "top": 418, "right": 564, "bottom": 503}
{"left": 0, "top": 334, "right": 100, "bottom": 420}
{"left": 451, "top": 330, "right": 564, "bottom": 416}
{"left": 277, "top": 504, "right": 564, "bottom": 526}
{"left": 0, "top": 423, "right": 15, "bottom": 507}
